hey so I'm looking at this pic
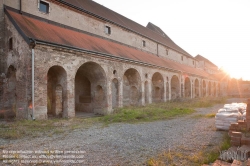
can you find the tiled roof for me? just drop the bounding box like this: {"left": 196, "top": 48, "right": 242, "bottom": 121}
{"left": 6, "top": 9, "right": 216, "bottom": 79}
{"left": 195, "top": 55, "right": 218, "bottom": 69}
{"left": 55, "top": 0, "right": 193, "bottom": 58}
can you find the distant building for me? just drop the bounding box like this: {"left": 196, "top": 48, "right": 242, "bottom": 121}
{"left": 0, "top": 0, "right": 228, "bottom": 119}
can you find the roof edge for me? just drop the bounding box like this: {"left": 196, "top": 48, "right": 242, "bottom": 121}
{"left": 4, "top": 6, "right": 30, "bottom": 44}
{"left": 53, "top": 0, "right": 194, "bottom": 59}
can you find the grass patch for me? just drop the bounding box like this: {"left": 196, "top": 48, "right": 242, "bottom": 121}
{"left": 147, "top": 132, "right": 230, "bottom": 166}
{"left": 100, "top": 97, "right": 226, "bottom": 124}
{"left": 0, "top": 97, "right": 227, "bottom": 139}
{"left": 0, "top": 117, "right": 99, "bottom": 139}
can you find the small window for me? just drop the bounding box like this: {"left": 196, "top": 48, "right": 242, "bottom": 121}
{"left": 142, "top": 40, "right": 146, "bottom": 47}
{"left": 166, "top": 49, "right": 169, "bottom": 55}
{"left": 9, "top": 38, "right": 13, "bottom": 50}
{"left": 39, "top": 1, "right": 49, "bottom": 13}
{"left": 181, "top": 56, "right": 183, "bottom": 61}
{"left": 193, "top": 61, "right": 195, "bottom": 65}
{"left": 105, "top": 26, "right": 111, "bottom": 35}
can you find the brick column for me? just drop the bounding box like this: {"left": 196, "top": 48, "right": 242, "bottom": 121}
{"left": 246, "top": 99, "right": 250, "bottom": 129}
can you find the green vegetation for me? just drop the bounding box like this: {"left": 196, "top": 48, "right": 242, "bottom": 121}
{"left": 0, "top": 97, "right": 227, "bottom": 139}
{"left": 100, "top": 97, "right": 226, "bottom": 124}
{"left": 147, "top": 132, "right": 230, "bottom": 166}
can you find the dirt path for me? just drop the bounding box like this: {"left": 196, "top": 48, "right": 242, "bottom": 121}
{"left": 0, "top": 98, "right": 247, "bottom": 166}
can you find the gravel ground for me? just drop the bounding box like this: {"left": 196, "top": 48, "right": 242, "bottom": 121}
{"left": 0, "top": 98, "right": 247, "bottom": 166}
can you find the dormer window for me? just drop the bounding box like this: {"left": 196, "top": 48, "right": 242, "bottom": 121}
{"left": 142, "top": 40, "right": 146, "bottom": 47}
{"left": 105, "top": 26, "right": 111, "bottom": 35}
{"left": 39, "top": 1, "right": 49, "bottom": 13}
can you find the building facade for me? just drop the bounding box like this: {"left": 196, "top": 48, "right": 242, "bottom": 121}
{"left": 0, "top": 0, "right": 228, "bottom": 119}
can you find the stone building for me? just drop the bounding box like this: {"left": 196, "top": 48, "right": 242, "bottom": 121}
{"left": 0, "top": 0, "right": 228, "bottom": 119}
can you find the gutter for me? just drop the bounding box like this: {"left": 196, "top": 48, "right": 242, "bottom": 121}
{"left": 30, "top": 38, "right": 36, "bottom": 120}
{"left": 19, "top": 0, "right": 22, "bottom": 14}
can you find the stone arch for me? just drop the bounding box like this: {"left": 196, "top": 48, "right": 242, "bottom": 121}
{"left": 152, "top": 72, "right": 164, "bottom": 103}
{"left": 47, "top": 65, "right": 67, "bottom": 118}
{"left": 75, "top": 62, "right": 107, "bottom": 114}
{"left": 184, "top": 77, "right": 191, "bottom": 98}
{"left": 171, "top": 75, "right": 180, "bottom": 100}
{"left": 1, "top": 65, "right": 17, "bottom": 118}
{"left": 194, "top": 79, "right": 199, "bottom": 98}
{"left": 144, "top": 81, "right": 149, "bottom": 104}
{"left": 123, "top": 68, "right": 141, "bottom": 106}
{"left": 203, "top": 80, "right": 206, "bottom": 97}
{"left": 112, "top": 78, "right": 119, "bottom": 109}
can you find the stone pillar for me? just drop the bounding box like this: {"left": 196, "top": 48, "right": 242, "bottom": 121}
{"left": 191, "top": 82, "right": 193, "bottom": 99}
{"left": 66, "top": 76, "right": 75, "bottom": 118}
{"left": 169, "top": 80, "right": 171, "bottom": 100}
{"left": 148, "top": 80, "right": 152, "bottom": 104}
{"left": 163, "top": 80, "right": 166, "bottom": 102}
{"left": 0, "top": 0, "right": 5, "bottom": 73}
{"left": 106, "top": 79, "right": 112, "bottom": 114}
{"left": 118, "top": 79, "right": 123, "bottom": 107}
{"left": 141, "top": 81, "right": 145, "bottom": 105}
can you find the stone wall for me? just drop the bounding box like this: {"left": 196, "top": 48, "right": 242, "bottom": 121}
{"left": 0, "top": 15, "right": 32, "bottom": 119}
{"left": 31, "top": 43, "right": 220, "bottom": 120}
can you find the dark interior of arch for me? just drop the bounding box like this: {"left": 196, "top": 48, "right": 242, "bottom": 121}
{"left": 184, "top": 77, "right": 191, "bottom": 98}
{"left": 47, "top": 66, "right": 67, "bottom": 117}
{"left": 171, "top": 75, "right": 180, "bottom": 99}
{"left": 1, "top": 65, "right": 17, "bottom": 119}
{"left": 123, "top": 69, "right": 141, "bottom": 106}
{"left": 152, "top": 72, "right": 164, "bottom": 103}
{"left": 75, "top": 62, "right": 106, "bottom": 114}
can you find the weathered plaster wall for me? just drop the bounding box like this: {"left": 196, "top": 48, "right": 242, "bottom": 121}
{"left": 0, "top": 15, "right": 32, "bottom": 119}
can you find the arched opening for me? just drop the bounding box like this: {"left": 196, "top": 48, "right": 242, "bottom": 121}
{"left": 75, "top": 62, "right": 106, "bottom": 115}
{"left": 152, "top": 72, "right": 164, "bottom": 103}
{"left": 171, "top": 75, "right": 180, "bottom": 100}
{"left": 145, "top": 81, "right": 149, "bottom": 104}
{"left": 47, "top": 66, "right": 67, "bottom": 118}
{"left": 194, "top": 79, "right": 199, "bottom": 98}
{"left": 1, "top": 65, "right": 17, "bottom": 119}
{"left": 184, "top": 77, "right": 191, "bottom": 98}
{"left": 208, "top": 82, "right": 211, "bottom": 96}
{"left": 112, "top": 78, "right": 119, "bottom": 109}
{"left": 123, "top": 68, "right": 141, "bottom": 106}
{"left": 203, "top": 80, "right": 206, "bottom": 97}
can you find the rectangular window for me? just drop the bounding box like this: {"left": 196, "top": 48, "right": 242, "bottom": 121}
{"left": 105, "top": 26, "right": 111, "bottom": 35}
{"left": 142, "top": 40, "right": 146, "bottom": 47}
{"left": 39, "top": 1, "right": 49, "bottom": 13}
{"left": 181, "top": 56, "right": 183, "bottom": 61}
{"left": 166, "top": 49, "right": 169, "bottom": 55}
{"left": 193, "top": 61, "right": 195, "bottom": 65}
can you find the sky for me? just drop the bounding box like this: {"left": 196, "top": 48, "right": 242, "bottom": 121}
{"left": 93, "top": 0, "right": 250, "bottom": 80}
